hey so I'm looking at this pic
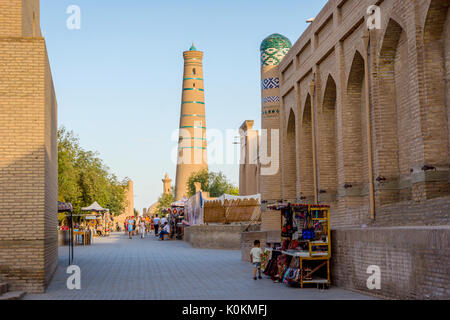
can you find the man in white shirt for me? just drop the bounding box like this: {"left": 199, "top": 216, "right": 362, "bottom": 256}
{"left": 249, "top": 240, "right": 263, "bottom": 280}
{"left": 153, "top": 214, "right": 161, "bottom": 236}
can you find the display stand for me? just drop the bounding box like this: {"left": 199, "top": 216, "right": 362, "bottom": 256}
{"left": 264, "top": 204, "right": 331, "bottom": 289}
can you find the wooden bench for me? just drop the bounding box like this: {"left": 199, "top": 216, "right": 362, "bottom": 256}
{"left": 161, "top": 233, "right": 171, "bottom": 240}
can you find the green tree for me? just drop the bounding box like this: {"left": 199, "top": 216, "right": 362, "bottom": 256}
{"left": 57, "top": 126, "right": 127, "bottom": 223}
{"left": 187, "top": 169, "right": 239, "bottom": 198}
{"left": 155, "top": 192, "right": 174, "bottom": 217}
{"left": 187, "top": 169, "right": 210, "bottom": 196}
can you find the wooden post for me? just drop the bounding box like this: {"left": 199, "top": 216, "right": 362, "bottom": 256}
{"left": 362, "top": 30, "right": 375, "bottom": 220}
{"left": 310, "top": 80, "right": 318, "bottom": 204}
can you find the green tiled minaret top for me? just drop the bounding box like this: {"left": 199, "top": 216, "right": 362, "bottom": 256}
{"left": 260, "top": 33, "right": 292, "bottom": 67}
{"left": 189, "top": 43, "right": 197, "bottom": 51}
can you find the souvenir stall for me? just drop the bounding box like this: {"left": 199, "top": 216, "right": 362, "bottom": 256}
{"left": 168, "top": 200, "right": 186, "bottom": 240}
{"left": 262, "top": 203, "right": 331, "bottom": 289}
{"left": 81, "top": 201, "right": 109, "bottom": 240}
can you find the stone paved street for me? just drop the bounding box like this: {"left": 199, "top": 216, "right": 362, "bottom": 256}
{"left": 26, "top": 233, "right": 374, "bottom": 300}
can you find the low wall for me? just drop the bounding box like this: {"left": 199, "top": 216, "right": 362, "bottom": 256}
{"left": 240, "top": 230, "right": 281, "bottom": 262}
{"left": 184, "top": 224, "right": 259, "bottom": 250}
{"left": 331, "top": 226, "right": 450, "bottom": 299}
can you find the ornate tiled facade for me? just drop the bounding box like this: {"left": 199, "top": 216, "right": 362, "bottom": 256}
{"left": 262, "top": 96, "right": 280, "bottom": 104}
{"left": 260, "top": 33, "right": 292, "bottom": 67}
{"left": 261, "top": 77, "right": 280, "bottom": 90}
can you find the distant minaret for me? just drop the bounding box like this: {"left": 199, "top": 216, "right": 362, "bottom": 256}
{"left": 162, "top": 173, "right": 172, "bottom": 195}
{"left": 174, "top": 44, "right": 208, "bottom": 200}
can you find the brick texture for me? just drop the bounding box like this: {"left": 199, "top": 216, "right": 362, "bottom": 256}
{"left": 260, "top": 0, "right": 450, "bottom": 299}
{"left": 0, "top": 0, "right": 58, "bottom": 293}
{"left": 331, "top": 227, "right": 450, "bottom": 299}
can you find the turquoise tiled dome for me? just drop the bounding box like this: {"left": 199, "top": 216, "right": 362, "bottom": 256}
{"left": 260, "top": 33, "right": 292, "bottom": 67}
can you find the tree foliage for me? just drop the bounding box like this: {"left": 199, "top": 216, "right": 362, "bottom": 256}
{"left": 187, "top": 169, "right": 239, "bottom": 198}
{"left": 58, "top": 126, "right": 127, "bottom": 220}
{"left": 155, "top": 192, "right": 174, "bottom": 217}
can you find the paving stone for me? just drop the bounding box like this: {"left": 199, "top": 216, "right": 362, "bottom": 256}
{"left": 25, "top": 232, "right": 375, "bottom": 300}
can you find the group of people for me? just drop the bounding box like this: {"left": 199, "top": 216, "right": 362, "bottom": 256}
{"left": 152, "top": 214, "right": 171, "bottom": 240}
{"left": 124, "top": 216, "right": 151, "bottom": 239}
{"left": 123, "top": 214, "right": 171, "bottom": 241}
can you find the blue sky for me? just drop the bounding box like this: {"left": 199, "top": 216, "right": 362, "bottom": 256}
{"left": 40, "top": 0, "right": 327, "bottom": 212}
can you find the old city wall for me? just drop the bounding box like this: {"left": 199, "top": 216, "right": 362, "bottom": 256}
{"left": 0, "top": 0, "right": 58, "bottom": 293}
{"left": 276, "top": 0, "right": 449, "bottom": 298}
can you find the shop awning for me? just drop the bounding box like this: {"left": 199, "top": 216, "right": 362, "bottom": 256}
{"left": 58, "top": 201, "right": 73, "bottom": 212}
{"left": 81, "top": 201, "right": 107, "bottom": 212}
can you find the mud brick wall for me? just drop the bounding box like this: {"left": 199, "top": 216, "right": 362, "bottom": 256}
{"left": 184, "top": 224, "right": 259, "bottom": 250}
{"left": 0, "top": 0, "right": 58, "bottom": 293}
{"left": 331, "top": 227, "right": 450, "bottom": 300}
{"left": 259, "top": 0, "right": 450, "bottom": 299}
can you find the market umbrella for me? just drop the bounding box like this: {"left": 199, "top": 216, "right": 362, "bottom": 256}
{"left": 58, "top": 201, "right": 73, "bottom": 212}
{"left": 81, "top": 201, "right": 106, "bottom": 212}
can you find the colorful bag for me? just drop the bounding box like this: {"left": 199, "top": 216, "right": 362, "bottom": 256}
{"left": 302, "top": 228, "right": 315, "bottom": 240}
{"left": 285, "top": 268, "right": 301, "bottom": 283}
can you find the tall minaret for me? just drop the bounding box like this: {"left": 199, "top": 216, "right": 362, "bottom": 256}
{"left": 260, "top": 34, "right": 291, "bottom": 203}
{"left": 175, "top": 44, "right": 208, "bottom": 200}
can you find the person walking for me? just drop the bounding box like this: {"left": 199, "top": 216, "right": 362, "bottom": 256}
{"left": 150, "top": 217, "right": 154, "bottom": 235}
{"left": 132, "top": 218, "right": 136, "bottom": 237}
{"left": 127, "top": 217, "right": 134, "bottom": 239}
{"left": 153, "top": 214, "right": 161, "bottom": 236}
{"left": 139, "top": 219, "right": 146, "bottom": 239}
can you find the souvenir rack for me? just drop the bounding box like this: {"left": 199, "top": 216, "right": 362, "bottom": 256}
{"left": 265, "top": 203, "right": 331, "bottom": 289}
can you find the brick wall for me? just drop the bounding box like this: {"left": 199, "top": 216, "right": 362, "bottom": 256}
{"left": 267, "top": 0, "right": 450, "bottom": 298}
{"left": 0, "top": 0, "right": 58, "bottom": 293}
{"left": 276, "top": 0, "right": 450, "bottom": 226}
{"left": 331, "top": 227, "right": 450, "bottom": 299}
{"left": 185, "top": 224, "right": 259, "bottom": 250}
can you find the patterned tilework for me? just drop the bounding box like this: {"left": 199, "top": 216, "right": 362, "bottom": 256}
{"left": 182, "top": 101, "right": 205, "bottom": 104}
{"left": 262, "top": 96, "right": 280, "bottom": 104}
{"left": 181, "top": 114, "right": 205, "bottom": 118}
{"left": 260, "top": 33, "right": 292, "bottom": 67}
{"left": 262, "top": 109, "right": 280, "bottom": 115}
{"left": 261, "top": 78, "right": 280, "bottom": 90}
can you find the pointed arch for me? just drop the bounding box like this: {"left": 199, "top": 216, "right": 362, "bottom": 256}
{"left": 318, "top": 75, "right": 338, "bottom": 200}
{"left": 342, "top": 51, "right": 367, "bottom": 188}
{"left": 376, "top": 18, "right": 410, "bottom": 203}
{"left": 299, "top": 94, "right": 314, "bottom": 201}
{"left": 423, "top": 0, "right": 450, "bottom": 175}
{"left": 283, "top": 108, "right": 297, "bottom": 201}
